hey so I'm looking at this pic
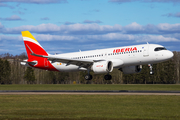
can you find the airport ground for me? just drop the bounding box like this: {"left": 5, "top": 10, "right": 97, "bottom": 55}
{"left": 0, "top": 84, "right": 180, "bottom": 120}
{"left": 0, "top": 84, "right": 180, "bottom": 91}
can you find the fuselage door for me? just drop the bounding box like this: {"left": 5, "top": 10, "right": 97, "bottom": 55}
{"left": 44, "top": 58, "right": 49, "bottom": 67}
{"left": 143, "top": 45, "right": 149, "bottom": 57}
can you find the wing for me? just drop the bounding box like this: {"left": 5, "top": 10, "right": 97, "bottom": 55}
{"left": 31, "top": 53, "right": 105, "bottom": 68}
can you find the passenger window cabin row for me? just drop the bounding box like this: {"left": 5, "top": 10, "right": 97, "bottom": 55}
{"left": 71, "top": 50, "right": 143, "bottom": 59}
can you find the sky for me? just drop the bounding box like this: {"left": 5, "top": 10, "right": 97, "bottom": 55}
{"left": 0, "top": 0, "right": 180, "bottom": 55}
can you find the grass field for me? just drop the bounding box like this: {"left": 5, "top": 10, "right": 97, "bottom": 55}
{"left": 0, "top": 95, "right": 179, "bottom": 120}
{"left": 0, "top": 84, "right": 180, "bottom": 120}
{"left": 0, "top": 84, "right": 180, "bottom": 91}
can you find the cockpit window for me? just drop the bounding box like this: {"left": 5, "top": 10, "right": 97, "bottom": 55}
{"left": 154, "top": 47, "right": 167, "bottom": 51}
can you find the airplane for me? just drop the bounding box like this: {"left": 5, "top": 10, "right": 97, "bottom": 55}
{"left": 20, "top": 31, "right": 174, "bottom": 80}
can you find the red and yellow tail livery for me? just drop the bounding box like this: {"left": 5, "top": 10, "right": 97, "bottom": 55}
{"left": 21, "top": 31, "right": 57, "bottom": 71}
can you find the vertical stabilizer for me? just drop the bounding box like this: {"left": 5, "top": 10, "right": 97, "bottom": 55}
{"left": 21, "top": 31, "right": 57, "bottom": 71}
{"left": 21, "top": 31, "right": 48, "bottom": 60}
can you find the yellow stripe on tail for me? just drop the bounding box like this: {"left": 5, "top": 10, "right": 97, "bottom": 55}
{"left": 21, "top": 31, "right": 38, "bottom": 42}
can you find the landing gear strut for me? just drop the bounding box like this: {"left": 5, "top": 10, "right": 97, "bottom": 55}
{"left": 148, "top": 64, "right": 154, "bottom": 75}
{"left": 104, "top": 74, "right": 112, "bottom": 80}
{"left": 85, "top": 68, "right": 92, "bottom": 80}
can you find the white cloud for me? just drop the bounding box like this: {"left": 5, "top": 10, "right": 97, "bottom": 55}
{"left": 29, "top": 33, "right": 180, "bottom": 43}
{"left": 85, "top": 33, "right": 135, "bottom": 41}
{"left": 85, "top": 33, "right": 179, "bottom": 42}
{"left": 1, "top": 32, "right": 178, "bottom": 44}
{"left": 4, "top": 23, "right": 61, "bottom": 34}
{"left": 2, "top": 23, "right": 123, "bottom": 34}
{"left": 34, "top": 34, "right": 77, "bottom": 41}
{"left": 123, "top": 22, "right": 144, "bottom": 33}
{"left": 0, "top": 15, "right": 22, "bottom": 21}
{"left": 1, "top": 22, "right": 180, "bottom": 35}
{"left": 65, "top": 23, "right": 122, "bottom": 34}
{"left": 0, "top": 22, "right": 180, "bottom": 43}
{"left": 157, "top": 23, "right": 180, "bottom": 33}
{"left": 0, "top": 35, "right": 22, "bottom": 41}
{"left": 136, "top": 35, "right": 179, "bottom": 42}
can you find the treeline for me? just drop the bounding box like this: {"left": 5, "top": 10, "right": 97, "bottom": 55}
{"left": 0, "top": 52, "right": 180, "bottom": 84}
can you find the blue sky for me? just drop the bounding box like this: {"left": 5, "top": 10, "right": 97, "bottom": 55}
{"left": 0, "top": 0, "right": 180, "bottom": 55}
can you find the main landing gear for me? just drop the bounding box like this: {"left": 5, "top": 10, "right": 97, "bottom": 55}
{"left": 148, "top": 64, "right": 154, "bottom": 75}
{"left": 85, "top": 74, "right": 92, "bottom": 80}
{"left": 84, "top": 74, "right": 112, "bottom": 80}
{"left": 84, "top": 69, "right": 112, "bottom": 80}
{"left": 85, "top": 69, "right": 93, "bottom": 80}
{"left": 104, "top": 74, "right": 112, "bottom": 80}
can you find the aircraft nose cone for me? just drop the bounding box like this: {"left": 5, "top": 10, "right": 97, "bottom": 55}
{"left": 167, "top": 51, "right": 174, "bottom": 59}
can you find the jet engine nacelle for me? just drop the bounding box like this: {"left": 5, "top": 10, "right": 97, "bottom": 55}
{"left": 92, "top": 61, "right": 113, "bottom": 74}
{"left": 121, "top": 65, "right": 142, "bottom": 74}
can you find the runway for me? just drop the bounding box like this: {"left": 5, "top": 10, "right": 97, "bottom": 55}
{"left": 0, "top": 90, "right": 180, "bottom": 95}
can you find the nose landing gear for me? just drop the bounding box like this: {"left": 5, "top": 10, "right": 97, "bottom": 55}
{"left": 148, "top": 64, "right": 154, "bottom": 75}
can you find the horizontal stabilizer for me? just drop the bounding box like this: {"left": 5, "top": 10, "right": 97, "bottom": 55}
{"left": 20, "top": 60, "right": 37, "bottom": 66}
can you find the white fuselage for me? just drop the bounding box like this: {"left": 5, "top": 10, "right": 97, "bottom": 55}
{"left": 50, "top": 44, "right": 173, "bottom": 72}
